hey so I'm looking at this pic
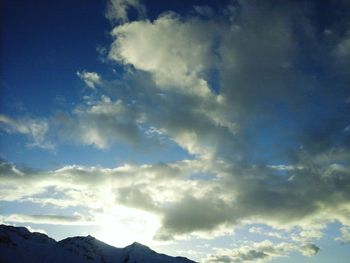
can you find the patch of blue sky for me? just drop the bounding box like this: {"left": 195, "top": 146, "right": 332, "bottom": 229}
{"left": 189, "top": 173, "right": 217, "bottom": 181}
{"left": 204, "top": 68, "right": 221, "bottom": 95}
{"left": 32, "top": 224, "right": 101, "bottom": 241}
{"left": 1, "top": 0, "right": 111, "bottom": 117}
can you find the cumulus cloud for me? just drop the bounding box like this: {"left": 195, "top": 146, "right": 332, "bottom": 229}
{"left": 109, "top": 12, "right": 219, "bottom": 96}
{"left": 103, "top": 0, "right": 350, "bottom": 240}
{"left": 77, "top": 71, "right": 102, "bottom": 89}
{"left": 106, "top": 12, "right": 239, "bottom": 158}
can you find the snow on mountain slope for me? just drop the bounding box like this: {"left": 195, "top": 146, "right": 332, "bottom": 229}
{"left": 123, "top": 242, "right": 196, "bottom": 263}
{"left": 58, "top": 235, "right": 124, "bottom": 263}
{"left": 0, "top": 224, "right": 86, "bottom": 263}
{"left": 0, "top": 225, "right": 196, "bottom": 263}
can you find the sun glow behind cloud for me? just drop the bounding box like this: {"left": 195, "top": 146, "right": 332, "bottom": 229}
{"left": 95, "top": 206, "right": 161, "bottom": 247}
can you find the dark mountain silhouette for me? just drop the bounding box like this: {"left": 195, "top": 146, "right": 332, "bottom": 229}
{"left": 0, "top": 224, "right": 196, "bottom": 263}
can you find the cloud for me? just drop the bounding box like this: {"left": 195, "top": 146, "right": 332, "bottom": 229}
{"left": 193, "top": 5, "right": 214, "bottom": 17}
{"left": 108, "top": 12, "right": 219, "bottom": 96}
{"left": 248, "top": 226, "right": 285, "bottom": 239}
{"left": 54, "top": 95, "right": 143, "bottom": 149}
{"left": 205, "top": 240, "right": 319, "bottom": 263}
{"left": 0, "top": 115, "right": 53, "bottom": 149}
{"left": 77, "top": 71, "right": 102, "bottom": 89}
{"left": 299, "top": 243, "right": 320, "bottom": 257}
{"left": 155, "top": 194, "right": 235, "bottom": 240}
{"left": 336, "top": 34, "right": 350, "bottom": 57}
{"left": 335, "top": 226, "right": 350, "bottom": 244}
{"left": 291, "top": 229, "right": 323, "bottom": 243}
{"left": 1, "top": 150, "right": 350, "bottom": 242}
{"left": 101, "top": 0, "right": 350, "bottom": 239}
{"left": 2, "top": 1, "right": 350, "bottom": 238}
{"left": 205, "top": 240, "right": 292, "bottom": 263}
{"left": 106, "top": 12, "right": 239, "bottom": 158}
{"left": 0, "top": 214, "right": 94, "bottom": 226}
{"left": 105, "top": 0, "right": 146, "bottom": 24}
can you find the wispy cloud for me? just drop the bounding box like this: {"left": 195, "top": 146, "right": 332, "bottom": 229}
{"left": 205, "top": 240, "right": 319, "bottom": 263}
{"left": 0, "top": 115, "right": 53, "bottom": 149}
{"left": 105, "top": 0, "right": 146, "bottom": 24}
{"left": 0, "top": 214, "right": 94, "bottom": 226}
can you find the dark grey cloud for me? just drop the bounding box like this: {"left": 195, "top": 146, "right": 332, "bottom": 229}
{"left": 116, "top": 186, "right": 159, "bottom": 212}
{"left": 155, "top": 194, "right": 234, "bottom": 240}
{"left": 299, "top": 243, "right": 320, "bottom": 257}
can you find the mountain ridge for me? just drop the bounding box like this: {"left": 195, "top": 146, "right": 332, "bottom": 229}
{"left": 0, "top": 224, "right": 197, "bottom": 263}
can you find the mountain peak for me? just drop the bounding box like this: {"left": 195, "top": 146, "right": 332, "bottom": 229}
{"left": 131, "top": 241, "right": 147, "bottom": 247}
{"left": 0, "top": 224, "right": 55, "bottom": 245}
{"left": 0, "top": 224, "right": 197, "bottom": 263}
{"left": 126, "top": 241, "right": 153, "bottom": 252}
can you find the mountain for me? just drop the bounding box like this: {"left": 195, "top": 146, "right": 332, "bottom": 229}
{"left": 0, "top": 224, "right": 196, "bottom": 263}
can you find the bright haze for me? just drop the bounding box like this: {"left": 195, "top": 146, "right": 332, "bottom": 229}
{"left": 1, "top": 0, "right": 350, "bottom": 262}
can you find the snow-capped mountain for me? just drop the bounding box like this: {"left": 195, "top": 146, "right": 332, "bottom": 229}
{"left": 0, "top": 224, "right": 196, "bottom": 263}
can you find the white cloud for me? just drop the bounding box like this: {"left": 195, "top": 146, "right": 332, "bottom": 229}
{"left": 109, "top": 13, "right": 219, "bottom": 96}
{"left": 77, "top": 71, "right": 102, "bottom": 89}
{"left": 248, "top": 226, "right": 285, "bottom": 239}
{"left": 291, "top": 229, "right": 323, "bottom": 243}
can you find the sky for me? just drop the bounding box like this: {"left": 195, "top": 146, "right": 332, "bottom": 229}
{"left": 0, "top": 0, "right": 350, "bottom": 262}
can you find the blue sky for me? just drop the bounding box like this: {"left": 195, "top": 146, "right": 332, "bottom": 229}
{"left": 1, "top": 0, "right": 350, "bottom": 262}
